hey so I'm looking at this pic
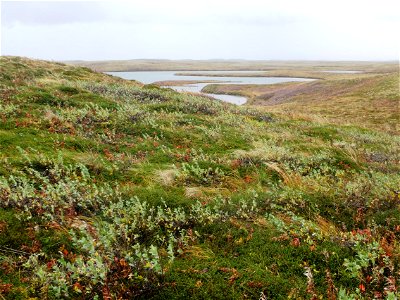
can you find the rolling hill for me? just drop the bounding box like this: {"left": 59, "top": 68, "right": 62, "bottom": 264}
{"left": 0, "top": 56, "right": 399, "bottom": 299}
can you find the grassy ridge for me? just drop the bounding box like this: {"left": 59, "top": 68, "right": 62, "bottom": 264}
{"left": 0, "top": 56, "right": 399, "bottom": 299}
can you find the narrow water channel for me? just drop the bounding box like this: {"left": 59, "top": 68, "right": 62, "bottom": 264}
{"left": 107, "top": 71, "right": 314, "bottom": 105}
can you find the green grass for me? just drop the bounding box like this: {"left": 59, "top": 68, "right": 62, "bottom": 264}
{"left": 0, "top": 56, "right": 399, "bottom": 299}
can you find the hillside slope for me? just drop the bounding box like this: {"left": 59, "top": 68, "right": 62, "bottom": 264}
{"left": 202, "top": 72, "right": 399, "bottom": 133}
{"left": 0, "top": 56, "right": 399, "bottom": 299}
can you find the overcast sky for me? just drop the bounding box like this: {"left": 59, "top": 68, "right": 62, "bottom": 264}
{"left": 1, "top": 0, "right": 399, "bottom": 61}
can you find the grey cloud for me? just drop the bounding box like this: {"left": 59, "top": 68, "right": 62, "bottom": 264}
{"left": 1, "top": 0, "right": 398, "bottom": 61}
{"left": 1, "top": 1, "right": 306, "bottom": 28}
{"left": 1, "top": 1, "right": 107, "bottom": 26}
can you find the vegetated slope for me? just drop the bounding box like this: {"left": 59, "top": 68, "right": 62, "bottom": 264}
{"left": 202, "top": 72, "right": 399, "bottom": 133}
{"left": 0, "top": 56, "right": 399, "bottom": 299}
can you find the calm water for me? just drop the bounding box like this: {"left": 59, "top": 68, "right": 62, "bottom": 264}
{"left": 169, "top": 83, "right": 248, "bottom": 105}
{"left": 107, "top": 71, "right": 314, "bottom": 105}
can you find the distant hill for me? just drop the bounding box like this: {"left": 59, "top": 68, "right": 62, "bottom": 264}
{"left": 65, "top": 58, "right": 398, "bottom": 72}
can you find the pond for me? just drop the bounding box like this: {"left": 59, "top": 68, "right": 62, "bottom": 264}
{"left": 107, "top": 71, "right": 314, "bottom": 105}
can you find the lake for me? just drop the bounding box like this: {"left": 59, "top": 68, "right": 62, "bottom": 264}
{"left": 107, "top": 71, "right": 314, "bottom": 105}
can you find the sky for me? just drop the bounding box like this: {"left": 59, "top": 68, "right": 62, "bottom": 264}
{"left": 1, "top": 0, "right": 399, "bottom": 61}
